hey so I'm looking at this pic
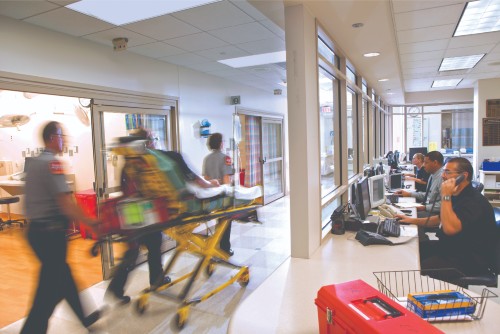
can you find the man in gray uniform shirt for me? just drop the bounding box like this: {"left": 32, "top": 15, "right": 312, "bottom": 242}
{"left": 396, "top": 151, "right": 444, "bottom": 218}
{"left": 203, "top": 132, "right": 234, "bottom": 255}
{"left": 21, "top": 121, "right": 101, "bottom": 334}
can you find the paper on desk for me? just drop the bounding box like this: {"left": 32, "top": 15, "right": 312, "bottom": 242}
{"left": 395, "top": 202, "right": 422, "bottom": 208}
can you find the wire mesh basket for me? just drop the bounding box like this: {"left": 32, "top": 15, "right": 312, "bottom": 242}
{"left": 373, "top": 269, "right": 498, "bottom": 322}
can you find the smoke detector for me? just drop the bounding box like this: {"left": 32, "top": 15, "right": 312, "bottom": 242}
{"left": 112, "top": 38, "right": 128, "bottom": 51}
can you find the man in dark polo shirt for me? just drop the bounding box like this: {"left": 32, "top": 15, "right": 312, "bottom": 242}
{"left": 418, "top": 157, "right": 497, "bottom": 281}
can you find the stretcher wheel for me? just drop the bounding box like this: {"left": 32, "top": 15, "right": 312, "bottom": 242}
{"left": 205, "top": 262, "right": 215, "bottom": 277}
{"left": 90, "top": 243, "right": 100, "bottom": 257}
{"left": 175, "top": 306, "right": 190, "bottom": 329}
{"left": 135, "top": 298, "right": 148, "bottom": 314}
{"left": 238, "top": 267, "right": 250, "bottom": 287}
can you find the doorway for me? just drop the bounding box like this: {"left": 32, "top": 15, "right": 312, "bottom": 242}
{"left": 238, "top": 111, "right": 285, "bottom": 205}
{"left": 91, "top": 99, "right": 179, "bottom": 279}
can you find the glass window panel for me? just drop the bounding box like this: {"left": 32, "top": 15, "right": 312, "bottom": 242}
{"left": 362, "top": 82, "right": 367, "bottom": 94}
{"left": 392, "top": 106, "right": 404, "bottom": 114}
{"left": 318, "top": 37, "right": 336, "bottom": 65}
{"left": 392, "top": 114, "right": 405, "bottom": 152}
{"left": 346, "top": 89, "right": 357, "bottom": 177}
{"left": 406, "top": 106, "right": 423, "bottom": 149}
{"left": 346, "top": 66, "right": 356, "bottom": 84}
{"left": 322, "top": 198, "right": 340, "bottom": 229}
{"left": 362, "top": 99, "right": 367, "bottom": 161}
{"left": 318, "top": 67, "right": 338, "bottom": 197}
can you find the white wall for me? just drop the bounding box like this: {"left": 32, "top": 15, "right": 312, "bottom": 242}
{"left": 474, "top": 78, "right": 500, "bottom": 172}
{"left": 0, "top": 16, "right": 287, "bottom": 187}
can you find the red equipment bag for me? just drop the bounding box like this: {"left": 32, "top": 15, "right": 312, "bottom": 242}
{"left": 315, "top": 279, "right": 443, "bottom": 334}
{"left": 98, "top": 196, "right": 170, "bottom": 237}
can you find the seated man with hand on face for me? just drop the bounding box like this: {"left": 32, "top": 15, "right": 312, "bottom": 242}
{"left": 397, "top": 158, "right": 497, "bottom": 280}
{"left": 395, "top": 151, "right": 444, "bottom": 218}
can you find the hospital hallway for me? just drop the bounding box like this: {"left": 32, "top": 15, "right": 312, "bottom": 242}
{"left": 0, "top": 197, "right": 290, "bottom": 334}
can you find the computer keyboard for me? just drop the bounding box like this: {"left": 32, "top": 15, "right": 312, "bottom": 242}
{"left": 386, "top": 194, "right": 399, "bottom": 204}
{"left": 355, "top": 230, "right": 393, "bottom": 246}
{"left": 378, "top": 218, "right": 401, "bottom": 237}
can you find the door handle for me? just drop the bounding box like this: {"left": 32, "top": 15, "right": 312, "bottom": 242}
{"left": 260, "top": 157, "right": 267, "bottom": 164}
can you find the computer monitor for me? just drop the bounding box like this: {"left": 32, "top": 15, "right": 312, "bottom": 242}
{"left": 389, "top": 173, "right": 403, "bottom": 190}
{"left": 349, "top": 182, "right": 359, "bottom": 218}
{"left": 408, "top": 147, "right": 428, "bottom": 161}
{"left": 355, "top": 177, "right": 371, "bottom": 220}
{"left": 368, "top": 174, "right": 386, "bottom": 209}
{"left": 23, "top": 157, "right": 35, "bottom": 173}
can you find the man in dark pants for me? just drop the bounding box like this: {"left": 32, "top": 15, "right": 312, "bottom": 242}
{"left": 203, "top": 133, "right": 234, "bottom": 256}
{"left": 399, "top": 158, "right": 497, "bottom": 283}
{"left": 21, "top": 121, "right": 100, "bottom": 334}
{"left": 107, "top": 129, "right": 221, "bottom": 302}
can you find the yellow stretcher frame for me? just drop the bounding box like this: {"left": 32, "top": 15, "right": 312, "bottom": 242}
{"left": 132, "top": 203, "right": 260, "bottom": 329}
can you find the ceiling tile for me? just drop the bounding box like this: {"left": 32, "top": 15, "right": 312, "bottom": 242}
{"left": 403, "top": 66, "right": 439, "bottom": 76}
{"left": 195, "top": 45, "right": 249, "bottom": 61}
{"left": 0, "top": 0, "right": 60, "bottom": 19}
{"left": 128, "top": 42, "right": 185, "bottom": 58}
{"left": 397, "top": 24, "right": 455, "bottom": 44}
{"left": 398, "top": 39, "right": 449, "bottom": 54}
{"left": 236, "top": 37, "right": 285, "bottom": 54}
{"left": 395, "top": 4, "right": 463, "bottom": 31}
{"left": 392, "top": 0, "right": 465, "bottom": 14}
{"left": 209, "top": 21, "right": 276, "bottom": 44}
{"left": 448, "top": 31, "right": 500, "bottom": 48}
{"left": 400, "top": 50, "right": 444, "bottom": 63}
{"left": 24, "top": 7, "right": 114, "bottom": 36}
{"left": 165, "top": 32, "right": 228, "bottom": 52}
{"left": 401, "top": 59, "right": 442, "bottom": 69}
{"left": 122, "top": 15, "right": 200, "bottom": 41}
{"left": 158, "top": 53, "right": 210, "bottom": 66}
{"left": 83, "top": 27, "right": 155, "bottom": 48}
{"left": 172, "top": 0, "right": 254, "bottom": 31}
{"left": 444, "top": 44, "right": 495, "bottom": 57}
{"left": 258, "top": 19, "right": 285, "bottom": 39}
{"left": 229, "top": 0, "right": 268, "bottom": 21}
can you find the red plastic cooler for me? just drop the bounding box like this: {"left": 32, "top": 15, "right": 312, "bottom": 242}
{"left": 315, "top": 279, "right": 443, "bottom": 334}
{"left": 74, "top": 189, "right": 97, "bottom": 239}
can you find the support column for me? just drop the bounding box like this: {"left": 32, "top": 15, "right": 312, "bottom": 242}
{"left": 285, "top": 4, "right": 321, "bottom": 258}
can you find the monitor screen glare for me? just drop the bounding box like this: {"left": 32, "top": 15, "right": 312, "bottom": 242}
{"left": 368, "top": 174, "right": 386, "bottom": 208}
{"left": 390, "top": 173, "right": 403, "bottom": 190}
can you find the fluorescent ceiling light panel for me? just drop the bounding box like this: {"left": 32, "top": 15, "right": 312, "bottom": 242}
{"left": 378, "top": 78, "right": 389, "bottom": 82}
{"left": 439, "top": 54, "right": 485, "bottom": 71}
{"left": 218, "top": 51, "right": 286, "bottom": 68}
{"left": 432, "top": 79, "right": 462, "bottom": 88}
{"left": 66, "top": 0, "right": 221, "bottom": 25}
{"left": 363, "top": 52, "right": 380, "bottom": 57}
{"left": 454, "top": 0, "right": 500, "bottom": 36}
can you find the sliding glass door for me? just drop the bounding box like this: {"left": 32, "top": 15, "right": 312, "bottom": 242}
{"left": 91, "top": 100, "right": 177, "bottom": 279}
{"left": 261, "top": 118, "right": 285, "bottom": 203}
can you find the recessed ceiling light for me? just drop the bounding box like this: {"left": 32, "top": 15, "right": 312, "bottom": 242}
{"left": 386, "top": 92, "right": 394, "bottom": 95}
{"left": 454, "top": 0, "right": 500, "bottom": 36}
{"left": 378, "top": 78, "right": 389, "bottom": 82}
{"left": 66, "top": 0, "right": 222, "bottom": 25}
{"left": 363, "top": 52, "right": 380, "bottom": 58}
{"left": 439, "top": 54, "right": 485, "bottom": 71}
{"left": 432, "top": 79, "right": 463, "bottom": 88}
{"left": 218, "top": 51, "right": 286, "bottom": 68}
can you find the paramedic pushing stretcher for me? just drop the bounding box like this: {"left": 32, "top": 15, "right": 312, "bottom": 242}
{"left": 21, "top": 121, "right": 101, "bottom": 334}
{"left": 106, "top": 129, "right": 220, "bottom": 303}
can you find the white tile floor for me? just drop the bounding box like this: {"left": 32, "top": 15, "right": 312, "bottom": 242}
{"left": 0, "top": 197, "right": 290, "bottom": 334}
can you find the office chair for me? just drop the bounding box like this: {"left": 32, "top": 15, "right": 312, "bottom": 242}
{"left": 471, "top": 181, "right": 484, "bottom": 193}
{"left": 0, "top": 196, "right": 26, "bottom": 230}
{"left": 457, "top": 207, "right": 500, "bottom": 288}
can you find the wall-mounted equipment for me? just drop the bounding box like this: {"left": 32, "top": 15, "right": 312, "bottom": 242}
{"left": 200, "top": 119, "right": 211, "bottom": 138}
{"left": 112, "top": 37, "right": 128, "bottom": 51}
{"left": 230, "top": 96, "right": 241, "bottom": 105}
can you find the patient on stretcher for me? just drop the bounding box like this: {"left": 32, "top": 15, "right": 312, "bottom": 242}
{"left": 113, "top": 134, "right": 262, "bottom": 219}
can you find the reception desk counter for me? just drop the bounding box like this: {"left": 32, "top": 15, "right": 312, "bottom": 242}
{"left": 229, "top": 229, "right": 500, "bottom": 333}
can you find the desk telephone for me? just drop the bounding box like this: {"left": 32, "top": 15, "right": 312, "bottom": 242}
{"left": 378, "top": 204, "right": 399, "bottom": 219}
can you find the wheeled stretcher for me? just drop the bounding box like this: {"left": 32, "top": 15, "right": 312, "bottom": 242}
{"left": 93, "top": 140, "right": 262, "bottom": 329}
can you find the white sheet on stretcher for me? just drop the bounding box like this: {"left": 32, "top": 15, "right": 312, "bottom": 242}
{"left": 185, "top": 183, "right": 262, "bottom": 200}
